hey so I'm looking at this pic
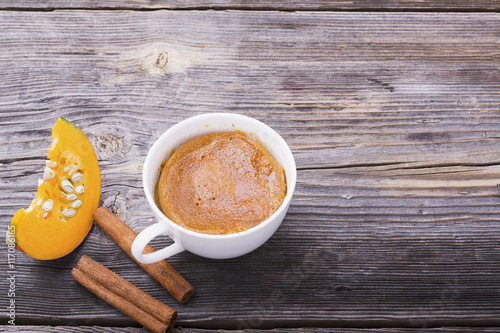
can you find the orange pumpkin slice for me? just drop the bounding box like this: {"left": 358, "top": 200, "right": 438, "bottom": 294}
{"left": 9, "top": 117, "right": 101, "bottom": 260}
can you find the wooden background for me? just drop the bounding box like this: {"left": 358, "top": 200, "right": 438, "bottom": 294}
{"left": 1, "top": 1, "right": 499, "bottom": 332}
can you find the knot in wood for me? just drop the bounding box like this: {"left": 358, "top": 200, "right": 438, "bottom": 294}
{"left": 93, "top": 131, "right": 126, "bottom": 160}
{"left": 103, "top": 195, "right": 127, "bottom": 222}
{"left": 156, "top": 51, "right": 168, "bottom": 70}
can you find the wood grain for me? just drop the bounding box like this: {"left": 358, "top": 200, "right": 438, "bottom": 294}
{"left": 0, "top": 0, "right": 499, "bottom": 10}
{"left": 2, "top": 327, "right": 500, "bottom": 333}
{"left": 0, "top": 9, "right": 499, "bottom": 330}
{"left": 0, "top": 11, "right": 498, "bottom": 170}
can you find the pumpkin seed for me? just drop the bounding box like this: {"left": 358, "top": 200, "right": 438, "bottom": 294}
{"left": 36, "top": 198, "right": 43, "bottom": 206}
{"left": 45, "top": 160, "right": 57, "bottom": 168}
{"left": 75, "top": 184, "right": 85, "bottom": 194}
{"left": 38, "top": 178, "right": 44, "bottom": 187}
{"left": 41, "top": 199, "right": 53, "bottom": 211}
{"left": 64, "top": 193, "right": 78, "bottom": 201}
{"left": 43, "top": 167, "right": 56, "bottom": 180}
{"left": 70, "top": 199, "right": 82, "bottom": 208}
{"left": 64, "top": 165, "right": 72, "bottom": 172}
{"left": 42, "top": 212, "right": 48, "bottom": 219}
{"left": 62, "top": 208, "right": 77, "bottom": 218}
{"left": 68, "top": 165, "right": 79, "bottom": 176}
{"left": 71, "top": 172, "right": 83, "bottom": 183}
{"left": 61, "top": 179, "right": 74, "bottom": 193}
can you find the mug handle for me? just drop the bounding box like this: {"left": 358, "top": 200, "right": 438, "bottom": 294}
{"left": 131, "top": 222, "right": 185, "bottom": 264}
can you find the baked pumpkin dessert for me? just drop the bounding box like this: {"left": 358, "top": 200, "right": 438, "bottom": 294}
{"left": 157, "top": 132, "right": 286, "bottom": 235}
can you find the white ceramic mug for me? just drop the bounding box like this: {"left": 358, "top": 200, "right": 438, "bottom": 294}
{"left": 131, "top": 113, "right": 296, "bottom": 264}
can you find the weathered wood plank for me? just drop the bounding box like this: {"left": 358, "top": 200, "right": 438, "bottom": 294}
{"left": 0, "top": 0, "right": 499, "bottom": 10}
{"left": 0, "top": 10, "right": 499, "bottom": 330}
{"left": 1, "top": 327, "right": 146, "bottom": 332}
{"left": 0, "top": 11, "right": 498, "bottom": 170}
{"left": 2, "top": 165, "right": 500, "bottom": 327}
{"left": 2, "top": 327, "right": 500, "bottom": 333}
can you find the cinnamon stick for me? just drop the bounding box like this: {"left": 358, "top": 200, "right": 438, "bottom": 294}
{"left": 72, "top": 268, "right": 169, "bottom": 333}
{"left": 77, "top": 255, "right": 177, "bottom": 328}
{"left": 93, "top": 207, "right": 194, "bottom": 303}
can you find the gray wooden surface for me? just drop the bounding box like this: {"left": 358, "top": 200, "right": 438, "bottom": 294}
{"left": 3, "top": 327, "right": 500, "bottom": 333}
{"left": 1, "top": 4, "right": 499, "bottom": 333}
{"left": 1, "top": 0, "right": 499, "bottom": 10}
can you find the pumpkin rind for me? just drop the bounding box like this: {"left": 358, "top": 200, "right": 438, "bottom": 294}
{"left": 9, "top": 117, "right": 101, "bottom": 260}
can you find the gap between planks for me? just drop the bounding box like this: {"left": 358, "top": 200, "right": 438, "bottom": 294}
{"left": 0, "top": 6, "right": 499, "bottom": 13}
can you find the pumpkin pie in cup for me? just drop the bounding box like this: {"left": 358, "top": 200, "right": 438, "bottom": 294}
{"left": 132, "top": 113, "right": 296, "bottom": 263}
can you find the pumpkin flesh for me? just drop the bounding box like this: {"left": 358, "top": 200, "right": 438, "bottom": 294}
{"left": 10, "top": 118, "right": 101, "bottom": 260}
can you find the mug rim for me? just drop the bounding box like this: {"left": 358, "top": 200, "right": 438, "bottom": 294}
{"left": 142, "top": 112, "right": 296, "bottom": 240}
